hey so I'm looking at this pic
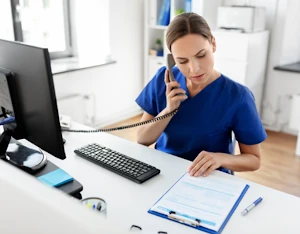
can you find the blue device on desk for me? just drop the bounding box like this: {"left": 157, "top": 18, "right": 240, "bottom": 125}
{"left": 38, "top": 168, "right": 73, "bottom": 187}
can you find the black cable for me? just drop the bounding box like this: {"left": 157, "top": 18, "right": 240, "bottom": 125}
{"left": 0, "top": 107, "right": 7, "bottom": 118}
{"left": 1, "top": 107, "right": 12, "bottom": 118}
{"left": 62, "top": 108, "right": 178, "bottom": 133}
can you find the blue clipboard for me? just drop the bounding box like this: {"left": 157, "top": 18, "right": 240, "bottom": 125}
{"left": 148, "top": 172, "right": 249, "bottom": 234}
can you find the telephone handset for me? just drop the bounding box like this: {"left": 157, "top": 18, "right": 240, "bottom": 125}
{"left": 166, "top": 54, "right": 184, "bottom": 97}
{"left": 63, "top": 55, "right": 179, "bottom": 133}
{"left": 166, "top": 54, "right": 176, "bottom": 82}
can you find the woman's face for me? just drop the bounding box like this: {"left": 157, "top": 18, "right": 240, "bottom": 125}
{"left": 171, "top": 34, "right": 216, "bottom": 86}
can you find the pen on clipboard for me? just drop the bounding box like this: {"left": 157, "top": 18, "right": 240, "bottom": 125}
{"left": 241, "top": 197, "right": 263, "bottom": 216}
{"left": 168, "top": 211, "right": 201, "bottom": 227}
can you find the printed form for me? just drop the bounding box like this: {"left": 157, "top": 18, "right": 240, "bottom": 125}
{"left": 150, "top": 172, "right": 247, "bottom": 231}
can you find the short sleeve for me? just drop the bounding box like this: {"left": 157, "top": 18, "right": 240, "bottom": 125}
{"left": 232, "top": 88, "right": 267, "bottom": 145}
{"left": 135, "top": 67, "right": 166, "bottom": 116}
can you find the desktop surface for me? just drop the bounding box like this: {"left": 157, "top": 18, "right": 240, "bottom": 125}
{"left": 48, "top": 121, "right": 300, "bottom": 234}
{"left": 0, "top": 160, "right": 129, "bottom": 234}
{"left": 3, "top": 121, "right": 300, "bottom": 233}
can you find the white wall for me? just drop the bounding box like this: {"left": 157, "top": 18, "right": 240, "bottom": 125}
{"left": 72, "top": 0, "right": 111, "bottom": 61}
{"left": 54, "top": 0, "right": 144, "bottom": 128}
{"left": 280, "top": 0, "right": 300, "bottom": 65}
{"left": 261, "top": 0, "right": 300, "bottom": 133}
{"left": 224, "top": 0, "right": 300, "bottom": 134}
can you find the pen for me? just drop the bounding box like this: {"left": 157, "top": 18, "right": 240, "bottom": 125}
{"left": 241, "top": 197, "right": 263, "bottom": 216}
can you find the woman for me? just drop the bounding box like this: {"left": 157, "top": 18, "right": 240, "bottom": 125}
{"left": 135, "top": 12, "right": 267, "bottom": 177}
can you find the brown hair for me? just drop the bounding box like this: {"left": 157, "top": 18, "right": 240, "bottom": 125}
{"left": 166, "top": 12, "right": 213, "bottom": 51}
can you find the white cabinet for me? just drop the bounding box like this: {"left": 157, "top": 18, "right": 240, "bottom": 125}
{"left": 213, "top": 30, "right": 269, "bottom": 114}
{"left": 144, "top": 0, "right": 222, "bottom": 85}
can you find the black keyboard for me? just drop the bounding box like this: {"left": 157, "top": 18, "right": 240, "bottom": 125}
{"left": 74, "top": 143, "right": 160, "bottom": 184}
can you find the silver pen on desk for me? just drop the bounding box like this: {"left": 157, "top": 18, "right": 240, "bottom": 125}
{"left": 241, "top": 197, "right": 263, "bottom": 216}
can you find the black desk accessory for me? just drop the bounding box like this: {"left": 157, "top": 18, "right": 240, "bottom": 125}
{"left": 74, "top": 143, "right": 160, "bottom": 184}
{"left": 0, "top": 135, "right": 83, "bottom": 199}
{"left": 33, "top": 160, "right": 83, "bottom": 199}
{"left": 5, "top": 138, "right": 47, "bottom": 173}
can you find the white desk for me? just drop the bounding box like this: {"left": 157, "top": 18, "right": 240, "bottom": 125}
{"left": 41, "top": 122, "right": 300, "bottom": 233}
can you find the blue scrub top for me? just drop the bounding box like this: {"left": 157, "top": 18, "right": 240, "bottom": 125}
{"left": 136, "top": 66, "right": 267, "bottom": 168}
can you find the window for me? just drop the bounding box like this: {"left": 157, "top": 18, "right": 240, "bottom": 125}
{"left": 0, "top": 1, "right": 14, "bottom": 40}
{"left": 11, "top": 0, "right": 72, "bottom": 59}
{"left": 3, "top": 0, "right": 111, "bottom": 63}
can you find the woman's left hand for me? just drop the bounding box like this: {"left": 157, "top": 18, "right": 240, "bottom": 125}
{"left": 188, "top": 151, "right": 223, "bottom": 177}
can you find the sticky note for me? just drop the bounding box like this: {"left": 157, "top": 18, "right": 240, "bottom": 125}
{"left": 38, "top": 168, "right": 73, "bottom": 187}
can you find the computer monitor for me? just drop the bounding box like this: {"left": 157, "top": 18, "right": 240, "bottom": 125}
{"left": 0, "top": 39, "right": 66, "bottom": 160}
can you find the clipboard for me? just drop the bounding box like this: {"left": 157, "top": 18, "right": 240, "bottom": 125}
{"left": 148, "top": 172, "right": 249, "bottom": 234}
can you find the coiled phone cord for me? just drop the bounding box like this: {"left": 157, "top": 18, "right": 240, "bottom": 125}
{"left": 62, "top": 108, "right": 178, "bottom": 133}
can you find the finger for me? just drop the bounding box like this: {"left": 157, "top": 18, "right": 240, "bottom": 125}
{"left": 188, "top": 151, "right": 207, "bottom": 172}
{"left": 165, "top": 84, "right": 172, "bottom": 95}
{"left": 164, "top": 70, "right": 180, "bottom": 87}
{"left": 169, "top": 88, "right": 186, "bottom": 97}
{"left": 172, "top": 95, "right": 188, "bottom": 105}
{"left": 166, "top": 81, "right": 181, "bottom": 92}
{"left": 176, "top": 96, "right": 188, "bottom": 103}
{"left": 164, "top": 70, "right": 169, "bottom": 84}
{"left": 194, "top": 160, "right": 213, "bottom": 177}
{"left": 203, "top": 164, "right": 219, "bottom": 177}
{"left": 165, "top": 82, "right": 180, "bottom": 95}
{"left": 189, "top": 154, "right": 210, "bottom": 176}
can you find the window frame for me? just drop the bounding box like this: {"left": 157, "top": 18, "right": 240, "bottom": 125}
{"left": 10, "top": 0, "right": 74, "bottom": 60}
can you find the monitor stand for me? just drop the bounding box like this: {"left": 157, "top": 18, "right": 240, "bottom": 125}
{"left": 0, "top": 130, "right": 83, "bottom": 199}
{"left": 0, "top": 129, "right": 47, "bottom": 173}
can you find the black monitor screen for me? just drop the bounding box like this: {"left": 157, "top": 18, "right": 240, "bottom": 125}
{"left": 0, "top": 39, "right": 66, "bottom": 159}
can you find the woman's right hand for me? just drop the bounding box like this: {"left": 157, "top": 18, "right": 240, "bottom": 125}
{"left": 164, "top": 69, "right": 188, "bottom": 113}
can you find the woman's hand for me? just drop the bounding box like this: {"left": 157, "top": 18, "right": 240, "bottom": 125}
{"left": 164, "top": 69, "right": 187, "bottom": 113}
{"left": 188, "top": 151, "right": 223, "bottom": 177}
